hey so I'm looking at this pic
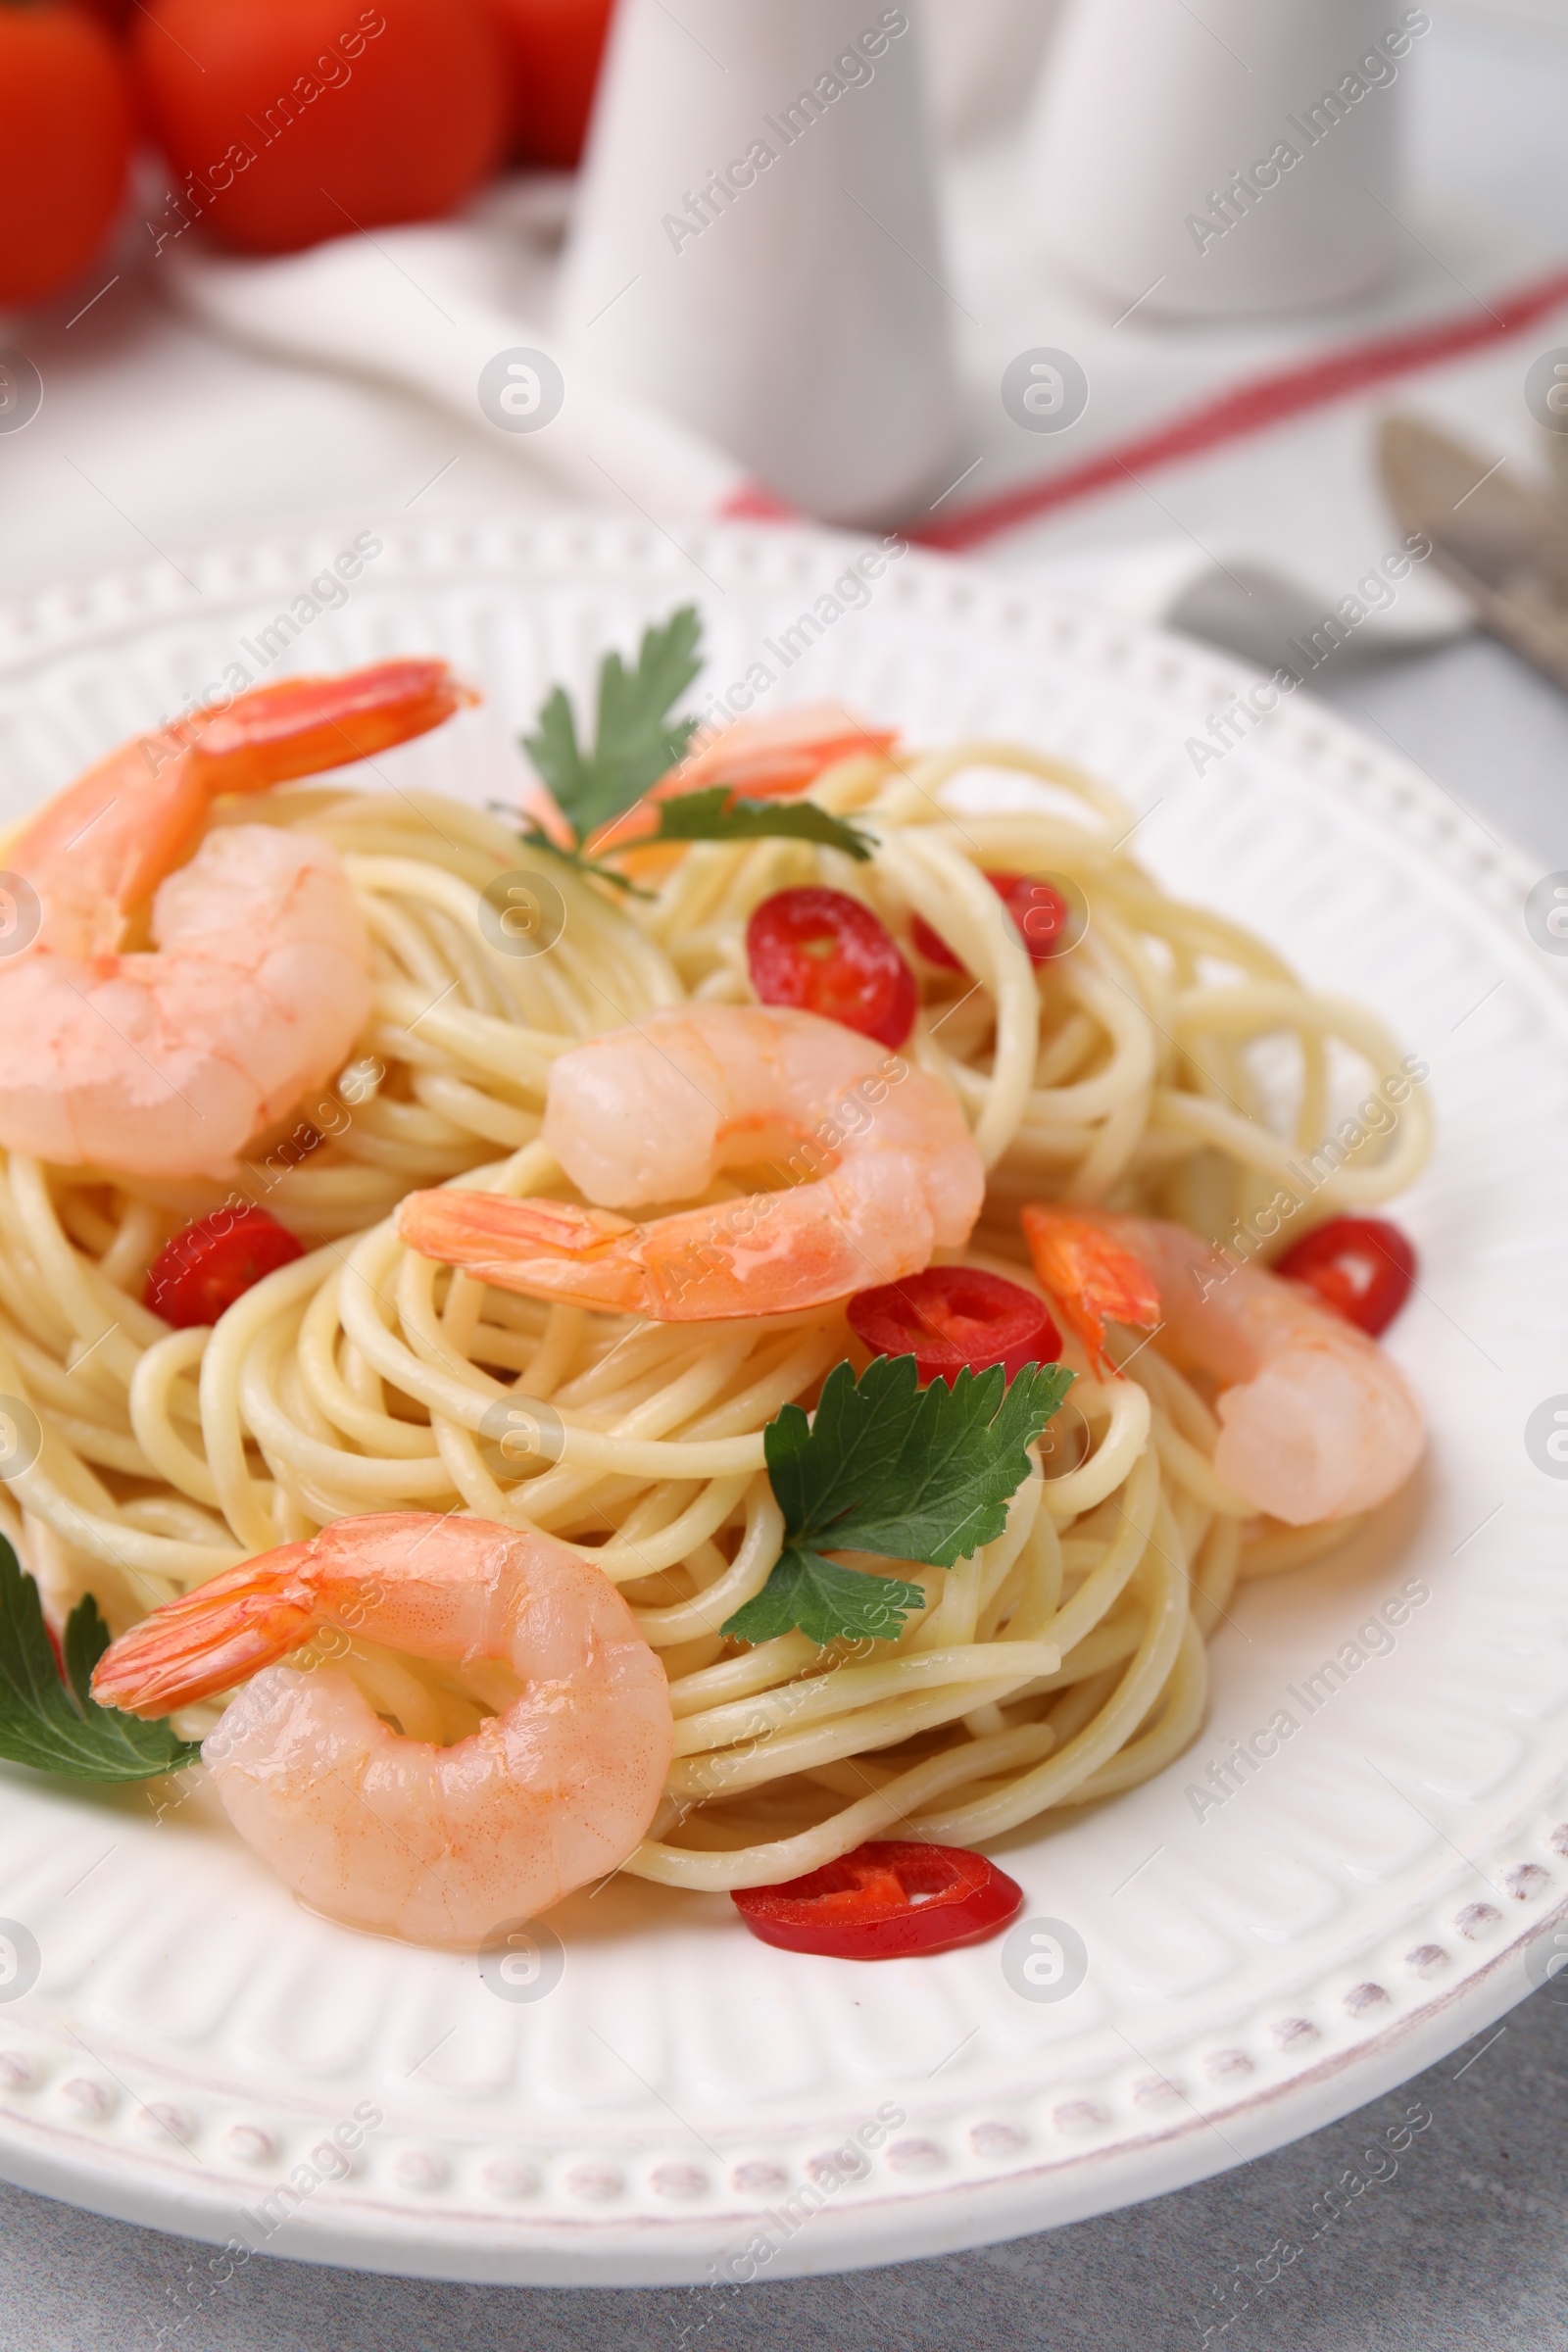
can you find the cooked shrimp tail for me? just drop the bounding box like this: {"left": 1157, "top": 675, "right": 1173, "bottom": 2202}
{"left": 1021, "top": 1205, "right": 1161, "bottom": 1378}
{"left": 175, "top": 660, "right": 474, "bottom": 796}
{"left": 397, "top": 1194, "right": 656, "bottom": 1315}
{"left": 89, "top": 1544, "right": 318, "bottom": 1717}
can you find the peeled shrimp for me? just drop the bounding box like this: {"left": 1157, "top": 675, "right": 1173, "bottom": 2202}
{"left": 397, "top": 1004, "right": 985, "bottom": 1319}
{"left": 669, "top": 704, "right": 896, "bottom": 798}
{"left": 1023, "top": 1206, "right": 1423, "bottom": 1525}
{"left": 0, "top": 661, "right": 468, "bottom": 1177}
{"left": 588, "top": 704, "right": 897, "bottom": 854}
{"left": 91, "top": 1512, "right": 674, "bottom": 1946}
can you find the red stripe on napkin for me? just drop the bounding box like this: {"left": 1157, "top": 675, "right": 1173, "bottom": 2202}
{"left": 909, "top": 264, "right": 1568, "bottom": 553}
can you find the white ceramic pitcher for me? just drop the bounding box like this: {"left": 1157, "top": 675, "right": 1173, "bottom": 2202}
{"left": 555, "top": 0, "right": 960, "bottom": 522}
{"left": 1027, "top": 0, "right": 1420, "bottom": 318}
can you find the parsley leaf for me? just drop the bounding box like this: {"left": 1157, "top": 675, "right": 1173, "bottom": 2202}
{"left": 511, "top": 826, "right": 655, "bottom": 899}
{"left": 522, "top": 607, "right": 705, "bottom": 840}
{"left": 648, "top": 786, "right": 874, "bottom": 861}
{"left": 724, "top": 1549, "right": 925, "bottom": 1647}
{"left": 723, "top": 1355, "right": 1074, "bottom": 1646}
{"left": 0, "top": 1539, "right": 199, "bottom": 1782}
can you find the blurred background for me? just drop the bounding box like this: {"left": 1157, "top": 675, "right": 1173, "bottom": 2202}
{"left": 0, "top": 0, "right": 1562, "bottom": 719}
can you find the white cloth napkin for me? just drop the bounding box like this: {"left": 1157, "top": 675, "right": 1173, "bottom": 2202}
{"left": 164, "top": 190, "right": 760, "bottom": 521}
{"left": 161, "top": 148, "right": 1532, "bottom": 662}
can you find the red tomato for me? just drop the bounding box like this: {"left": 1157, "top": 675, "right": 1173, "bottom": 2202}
{"left": 1275, "top": 1216, "right": 1416, "bottom": 1337}
{"left": 477, "top": 0, "right": 613, "bottom": 168}
{"left": 848, "top": 1267, "right": 1061, "bottom": 1388}
{"left": 132, "top": 0, "right": 508, "bottom": 258}
{"left": 732, "top": 1840, "right": 1023, "bottom": 1960}
{"left": 0, "top": 5, "right": 133, "bottom": 306}
{"left": 747, "top": 887, "right": 917, "bottom": 1049}
{"left": 145, "top": 1205, "right": 306, "bottom": 1328}
{"left": 912, "top": 872, "right": 1071, "bottom": 972}
{"left": 909, "top": 908, "right": 962, "bottom": 970}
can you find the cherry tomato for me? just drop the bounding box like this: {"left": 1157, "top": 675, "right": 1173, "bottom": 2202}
{"left": 0, "top": 4, "right": 133, "bottom": 306}
{"left": 733, "top": 1839, "right": 1023, "bottom": 1960}
{"left": 145, "top": 1205, "right": 306, "bottom": 1329}
{"left": 1275, "top": 1216, "right": 1416, "bottom": 1337}
{"left": 476, "top": 0, "right": 614, "bottom": 168}
{"left": 747, "top": 887, "right": 917, "bottom": 1049}
{"left": 911, "top": 872, "right": 1071, "bottom": 972}
{"left": 848, "top": 1267, "right": 1061, "bottom": 1388}
{"left": 132, "top": 0, "right": 508, "bottom": 258}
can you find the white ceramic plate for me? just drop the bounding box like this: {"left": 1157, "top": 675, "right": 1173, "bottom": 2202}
{"left": 0, "top": 514, "right": 1562, "bottom": 2288}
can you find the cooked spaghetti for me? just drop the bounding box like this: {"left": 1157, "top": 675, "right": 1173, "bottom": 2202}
{"left": 0, "top": 717, "right": 1431, "bottom": 1895}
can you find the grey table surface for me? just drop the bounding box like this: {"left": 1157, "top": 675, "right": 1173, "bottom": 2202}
{"left": 3, "top": 627, "right": 1566, "bottom": 2352}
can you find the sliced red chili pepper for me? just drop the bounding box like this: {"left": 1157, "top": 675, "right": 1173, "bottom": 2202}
{"left": 909, "top": 910, "right": 962, "bottom": 970}
{"left": 911, "top": 871, "right": 1071, "bottom": 972}
{"left": 144, "top": 1204, "right": 305, "bottom": 1330}
{"left": 746, "top": 885, "right": 917, "bottom": 1049}
{"left": 848, "top": 1266, "right": 1061, "bottom": 1388}
{"left": 995, "top": 872, "right": 1072, "bottom": 960}
{"left": 732, "top": 1838, "right": 1023, "bottom": 1959}
{"left": 1275, "top": 1215, "right": 1416, "bottom": 1337}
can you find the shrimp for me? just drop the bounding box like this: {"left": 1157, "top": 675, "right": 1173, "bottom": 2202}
{"left": 91, "top": 1512, "right": 674, "bottom": 1947}
{"left": 670, "top": 704, "right": 897, "bottom": 798}
{"left": 1022, "top": 1205, "right": 1424, "bottom": 1525}
{"left": 1019, "top": 1206, "right": 1160, "bottom": 1379}
{"left": 585, "top": 704, "right": 898, "bottom": 855}
{"left": 397, "top": 1004, "right": 985, "bottom": 1319}
{"left": 0, "top": 661, "right": 470, "bottom": 1178}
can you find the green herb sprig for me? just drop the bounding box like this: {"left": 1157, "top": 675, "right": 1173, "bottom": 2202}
{"left": 0, "top": 1540, "right": 199, "bottom": 1782}
{"left": 724, "top": 1355, "right": 1074, "bottom": 1647}
{"left": 524, "top": 606, "right": 705, "bottom": 841}
{"left": 516, "top": 608, "right": 874, "bottom": 883}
